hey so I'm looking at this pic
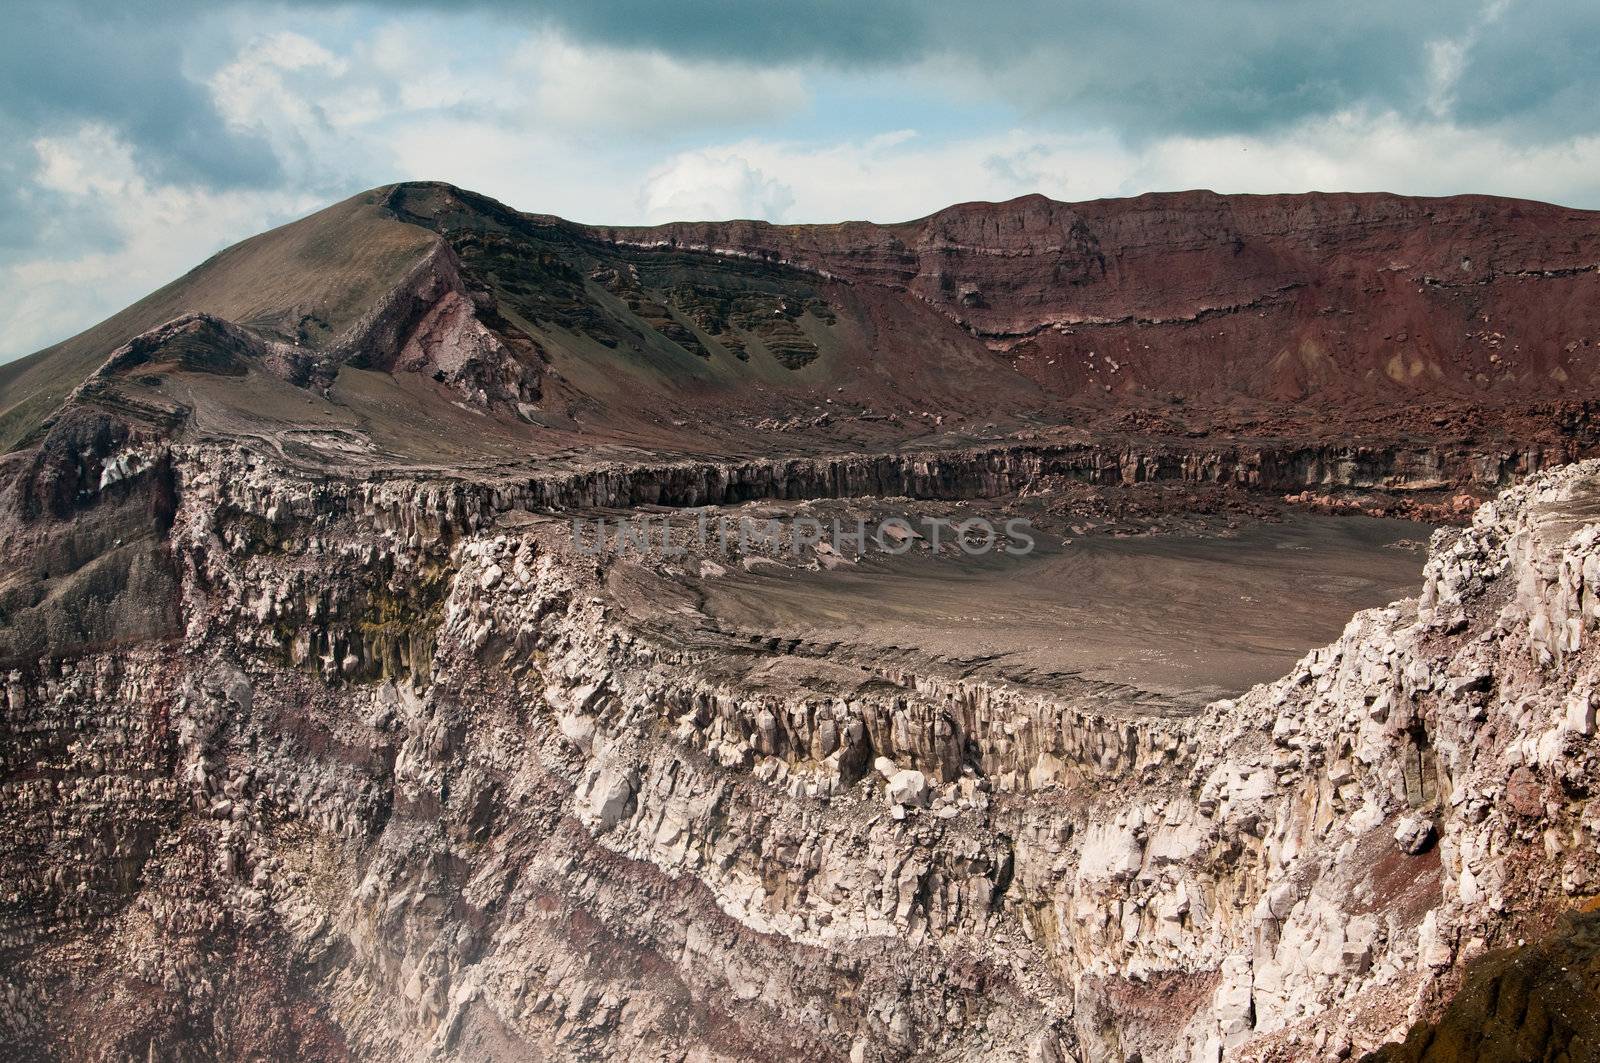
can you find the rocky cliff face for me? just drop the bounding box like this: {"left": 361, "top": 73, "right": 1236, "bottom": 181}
{"left": 3, "top": 427, "right": 1599, "bottom": 1061}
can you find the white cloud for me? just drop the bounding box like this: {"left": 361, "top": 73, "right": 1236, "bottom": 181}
{"left": 210, "top": 31, "right": 348, "bottom": 130}
{"left": 1425, "top": 39, "right": 1469, "bottom": 120}
{"left": 1423, "top": 0, "right": 1513, "bottom": 120}
{"left": 33, "top": 125, "right": 142, "bottom": 199}
{"left": 359, "top": 22, "right": 514, "bottom": 115}
{"left": 639, "top": 112, "right": 1600, "bottom": 225}
{"left": 641, "top": 130, "right": 1120, "bottom": 223}
{"left": 639, "top": 152, "right": 796, "bottom": 222}
{"left": 206, "top": 30, "right": 357, "bottom": 185}
{"left": 1133, "top": 110, "right": 1600, "bottom": 202}
{"left": 522, "top": 36, "right": 807, "bottom": 135}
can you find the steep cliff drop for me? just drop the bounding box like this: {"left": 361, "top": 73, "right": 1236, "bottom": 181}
{"left": 1, "top": 184, "right": 1599, "bottom": 1062}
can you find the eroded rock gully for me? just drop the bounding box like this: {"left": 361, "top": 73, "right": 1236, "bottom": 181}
{"left": 3, "top": 430, "right": 1600, "bottom": 1063}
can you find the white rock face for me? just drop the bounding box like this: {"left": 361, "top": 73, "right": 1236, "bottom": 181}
{"left": 885, "top": 768, "right": 929, "bottom": 807}
{"left": 1077, "top": 823, "right": 1144, "bottom": 882}
{"left": 583, "top": 760, "right": 637, "bottom": 829}
{"left": 6, "top": 444, "right": 1600, "bottom": 1062}
{"left": 1393, "top": 814, "right": 1433, "bottom": 855}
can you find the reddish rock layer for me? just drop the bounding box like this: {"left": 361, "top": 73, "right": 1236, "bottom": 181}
{"left": 592, "top": 190, "right": 1600, "bottom": 407}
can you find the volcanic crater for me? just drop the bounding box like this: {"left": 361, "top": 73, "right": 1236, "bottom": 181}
{"left": 2, "top": 183, "right": 1600, "bottom": 1062}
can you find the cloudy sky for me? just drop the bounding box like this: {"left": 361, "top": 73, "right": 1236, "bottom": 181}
{"left": 3, "top": 0, "right": 1598, "bottom": 362}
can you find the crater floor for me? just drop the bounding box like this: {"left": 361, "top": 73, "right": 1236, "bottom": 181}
{"left": 692, "top": 511, "right": 1432, "bottom": 701}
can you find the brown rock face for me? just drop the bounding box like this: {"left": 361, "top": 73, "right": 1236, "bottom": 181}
{"left": 593, "top": 190, "right": 1600, "bottom": 410}
{"left": 1504, "top": 765, "right": 1544, "bottom": 818}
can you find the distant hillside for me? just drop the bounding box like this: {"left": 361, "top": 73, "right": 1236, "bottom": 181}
{"left": 6, "top": 181, "right": 1600, "bottom": 462}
